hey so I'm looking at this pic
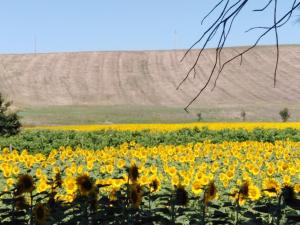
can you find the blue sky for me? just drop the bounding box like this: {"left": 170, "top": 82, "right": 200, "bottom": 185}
{"left": 0, "top": 0, "right": 300, "bottom": 53}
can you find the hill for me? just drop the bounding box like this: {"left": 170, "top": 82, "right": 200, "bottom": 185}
{"left": 0, "top": 45, "right": 299, "bottom": 124}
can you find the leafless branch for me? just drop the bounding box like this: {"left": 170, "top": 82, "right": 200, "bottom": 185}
{"left": 274, "top": 0, "right": 279, "bottom": 87}
{"left": 253, "top": 0, "right": 273, "bottom": 12}
{"left": 180, "top": 0, "right": 300, "bottom": 111}
{"left": 201, "top": 0, "right": 226, "bottom": 25}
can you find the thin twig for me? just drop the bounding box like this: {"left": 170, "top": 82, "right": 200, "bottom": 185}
{"left": 274, "top": 0, "right": 279, "bottom": 87}
{"left": 179, "top": 0, "right": 300, "bottom": 110}
{"left": 253, "top": 0, "right": 273, "bottom": 12}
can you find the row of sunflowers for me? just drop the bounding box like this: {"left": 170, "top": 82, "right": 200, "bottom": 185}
{"left": 0, "top": 140, "right": 299, "bottom": 224}
{"left": 27, "top": 122, "right": 300, "bottom": 132}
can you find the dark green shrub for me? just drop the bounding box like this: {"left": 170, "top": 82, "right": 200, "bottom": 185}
{"left": 279, "top": 108, "right": 290, "bottom": 122}
{"left": 196, "top": 112, "right": 202, "bottom": 121}
{"left": 241, "top": 110, "right": 246, "bottom": 121}
{"left": 0, "top": 94, "right": 21, "bottom": 136}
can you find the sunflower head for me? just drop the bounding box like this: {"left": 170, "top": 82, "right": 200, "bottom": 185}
{"left": 16, "top": 174, "right": 35, "bottom": 194}
{"left": 239, "top": 181, "right": 250, "bottom": 197}
{"left": 129, "top": 183, "right": 143, "bottom": 208}
{"left": 33, "top": 203, "right": 49, "bottom": 225}
{"left": 149, "top": 177, "right": 160, "bottom": 192}
{"left": 204, "top": 181, "right": 217, "bottom": 205}
{"left": 262, "top": 179, "right": 280, "bottom": 197}
{"left": 128, "top": 164, "right": 139, "bottom": 183}
{"left": 76, "top": 174, "right": 95, "bottom": 196}
{"left": 175, "top": 184, "right": 188, "bottom": 206}
{"left": 192, "top": 180, "right": 203, "bottom": 195}
{"left": 248, "top": 185, "right": 261, "bottom": 201}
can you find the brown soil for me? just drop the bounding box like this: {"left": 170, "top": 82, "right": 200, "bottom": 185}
{"left": 0, "top": 45, "right": 299, "bottom": 109}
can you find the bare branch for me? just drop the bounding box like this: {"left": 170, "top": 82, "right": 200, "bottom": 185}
{"left": 180, "top": 0, "right": 230, "bottom": 63}
{"left": 179, "top": 0, "right": 300, "bottom": 110}
{"left": 253, "top": 0, "right": 273, "bottom": 12}
{"left": 178, "top": 0, "right": 247, "bottom": 90}
{"left": 274, "top": 0, "right": 279, "bottom": 87}
{"left": 201, "top": 0, "right": 226, "bottom": 25}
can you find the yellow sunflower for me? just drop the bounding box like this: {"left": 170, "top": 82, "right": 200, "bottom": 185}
{"left": 63, "top": 176, "right": 77, "bottom": 195}
{"left": 191, "top": 179, "right": 203, "bottom": 195}
{"left": 248, "top": 185, "right": 261, "bottom": 201}
{"left": 262, "top": 178, "right": 280, "bottom": 197}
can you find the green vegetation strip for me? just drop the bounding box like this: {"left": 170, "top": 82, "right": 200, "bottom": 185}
{"left": 0, "top": 128, "right": 300, "bottom": 154}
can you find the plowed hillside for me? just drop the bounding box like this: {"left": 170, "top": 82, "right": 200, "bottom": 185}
{"left": 0, "top": 45, "right": 299, "bottom": 124}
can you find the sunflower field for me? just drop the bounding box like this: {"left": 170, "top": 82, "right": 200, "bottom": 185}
{"left": 27, "top": 122, "right": 300, "bottom": 132}
{"left": 0, "top": 124, "right": 299, "bottom": 224}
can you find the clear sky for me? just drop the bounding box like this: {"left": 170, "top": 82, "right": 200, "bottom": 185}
{"left": 0, "top": 0, "right": 300, "bottom": 53}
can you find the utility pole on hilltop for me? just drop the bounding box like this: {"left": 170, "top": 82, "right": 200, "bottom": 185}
{"left": 34, "top": 36, "right": 37, "bottom": 55}
{"left": 173, "top": 30, "right": 177, "bottom": 50}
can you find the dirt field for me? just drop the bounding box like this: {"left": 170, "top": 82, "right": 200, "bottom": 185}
{"left": 0, "top": 45, "right": 300, "bottom": 124}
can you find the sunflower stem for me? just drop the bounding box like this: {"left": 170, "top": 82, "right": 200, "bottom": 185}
{"left": 30, "top": 191, "right": 33, "bottom": 225}
{"left": 202, "top": 190, "right": 206, "bottom": 225}
{"left": 171, "top": 192, "right": 176, "bottom": 224}
{"left": 126, "top": 176, "right": 133, "bottom": 225}
{"left": 148, "top": 189, "right": 151, "bottom": 211}
{"left": 235, "top": 192, "right": 240, "bottom": 225}
{"left": 126, "top": 176, "right": 130, "bottom": 224}
{"left": 11, "top": 191, "right": 15, "bottom": 223}
{"left": 202, "top": 202, "right": 206, "bottom": 224}
{"left": 276, "top": 194, "right": 283, "bottom": 225}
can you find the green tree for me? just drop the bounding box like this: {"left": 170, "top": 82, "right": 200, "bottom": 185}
{"left": 196, "top": 112, "right": 202, "bottom": 121}
{"left": 241, "top": 110, "right": 246, "bottom": 122}
{"left": 279, "top": 108, "right": 290, "bottom": 122}
{"left": 0, "top": 93, "right": 21, "bottom": 136}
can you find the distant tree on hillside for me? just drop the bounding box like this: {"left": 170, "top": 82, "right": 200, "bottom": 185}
{"left": 196, "top": 112, "right": 202, "bottom": 121}
{"left": 0, "top": 93, "right": 21, "bottom": 136}
{"left": 179, "top": 1, "right": 300, "bottom": 110}
{"left": 279, "top": 108, "right": 290, "bottom": 122}
{"left": 241, "top": 110, "right": 246, "bottom": 122}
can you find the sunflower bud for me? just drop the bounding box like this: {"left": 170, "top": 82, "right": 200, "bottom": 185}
{"left": 76, "top": 174, "right": 95, "bottom": 196}
{"left": 238, "top": 181, "right": 250, "bottom": 199}
{"left": 16, "top": 174, "right": 35, "bottom": 194}
{"left": 204, "top": 181, "right": 217, "bottom": 205}
{"left": 128, "top": 164, "right": 139, "bottom": 183}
